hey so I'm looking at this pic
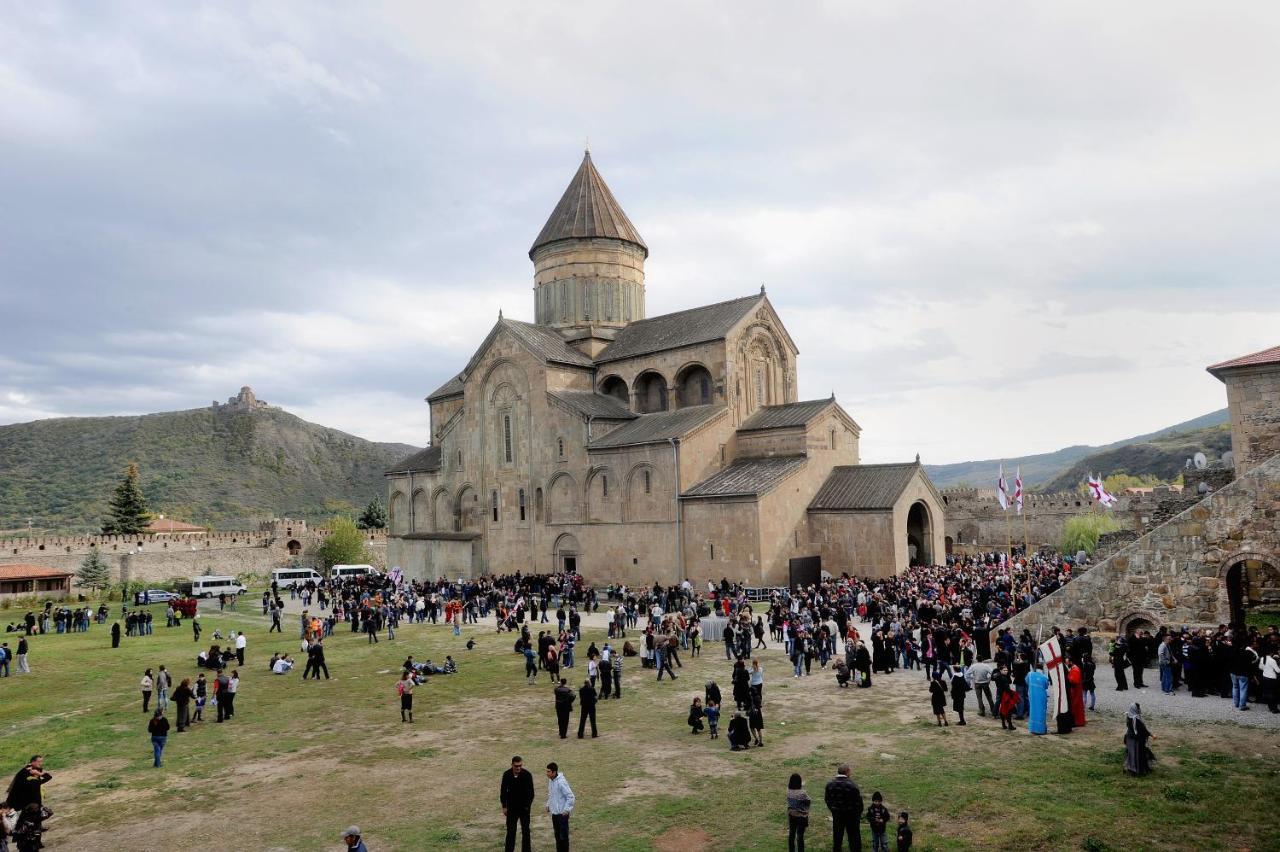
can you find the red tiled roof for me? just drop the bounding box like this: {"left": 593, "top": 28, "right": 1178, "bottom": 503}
{"left": 1207, "top": 344, "right": 1280, "bottom": 377}
{"left": 0, "top": 564, "right": 75, "bottom": 580}
{"left": 147, "top": 518, "right": 206, "bottom": 533}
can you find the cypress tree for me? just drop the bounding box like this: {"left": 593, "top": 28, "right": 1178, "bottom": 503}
{"left": 102, "top": 463, "right": 151, "bottom": 535}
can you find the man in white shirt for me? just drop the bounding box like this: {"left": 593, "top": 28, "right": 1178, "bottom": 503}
{"left": 235, "top": 631, "right": 247, "bottom": 666}
{"left": 545, "top": 762, "right": 575, "bottom": 852}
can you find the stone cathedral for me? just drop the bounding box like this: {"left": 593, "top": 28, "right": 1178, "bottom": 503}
{"left": 386, "top": 152, "right": 945, "bottom": 585}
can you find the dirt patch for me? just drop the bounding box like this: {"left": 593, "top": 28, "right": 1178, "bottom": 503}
{"left": 653, "top": 826, "right": 712, "bottom": 851}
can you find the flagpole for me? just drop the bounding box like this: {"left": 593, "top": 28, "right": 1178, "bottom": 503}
{"left": 1004, "top": 463, "right": 1014, "bottom": 615}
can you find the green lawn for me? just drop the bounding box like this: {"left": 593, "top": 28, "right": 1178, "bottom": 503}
{"left": 2, "top": 599, "right": 1277, "bottom": 851}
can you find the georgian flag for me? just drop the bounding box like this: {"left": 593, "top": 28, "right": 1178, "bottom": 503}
{"left": 1039, "top": 636, "right": 1071, "bottom": 717}
{"left": 1087, "top": 474, "right": 1117, "bottom": 507}
{"left": 1014, "top": 467, "right": 1024, "bottom": 515}
{"left": 997, "top": 463, "right": 1009, "bottom": 511}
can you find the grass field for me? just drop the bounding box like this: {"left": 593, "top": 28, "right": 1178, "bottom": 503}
{"left": 2, "top": 599, "right": 1278, "bottom": 851}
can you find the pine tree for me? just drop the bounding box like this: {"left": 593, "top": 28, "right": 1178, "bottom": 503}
{"left": 102, "top": 463, "right": 152, "bottom": 535}
{"left": 77, "top": 547, "right": 112, "bottom": 592}
{"left": 356, "top": 496, "right": 387, "bottom": 530}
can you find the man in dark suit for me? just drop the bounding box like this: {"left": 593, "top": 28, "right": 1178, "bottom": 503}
{"left": 825, "top": 763, "right": 864, "bottom": 852}
{"left": 553, "top": 678, "right": 575, "bottom": 739}
{"left": 577, "top": 679, "right": 598, "bottom": 738}
{"left": 500, "top": 755, "right": 535, "bottom": 852}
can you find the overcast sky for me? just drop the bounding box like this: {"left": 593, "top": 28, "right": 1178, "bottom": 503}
{"left": 3, "top": 3, "right": 1278, "bottom": 463}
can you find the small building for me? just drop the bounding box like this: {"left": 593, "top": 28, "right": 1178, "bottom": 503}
{"left": 0, "top": 565, "right": 74, "bottom": 598}
{"left": 146, "top": 516, "right": 207, "bottom": 536}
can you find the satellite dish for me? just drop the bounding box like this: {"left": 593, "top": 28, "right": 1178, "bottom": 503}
{"left": 1197, "top": 481, "right": 1210, "bottom": 494}
{"left": 1222, "top": 451, "right": 1234, "bottom": 467}
{"left": 1185, "top": 458, "right": 1193, "bottom": 469}
{"left": 1193, "top": 452, "right": 1207, "bottom": 470}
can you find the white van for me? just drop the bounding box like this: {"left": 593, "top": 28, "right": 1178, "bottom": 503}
{"left": 272, "top": 567, "right": 323, "bottom": 589}
{"left": 191, "top": 575, "right": 248, "bottom": 598}
{"left": 331, "top": 564, "right": 374, "bottom": 581}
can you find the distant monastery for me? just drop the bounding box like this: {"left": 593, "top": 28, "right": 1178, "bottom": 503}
{"left": 385, "top": 152, "right": 945, "bottom": 585}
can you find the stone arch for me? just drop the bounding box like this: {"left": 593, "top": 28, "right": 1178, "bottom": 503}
{"left": 599, "top": 374, "right": 630, "bottom": 406}
{"left": 431, "top": 487, "right": 452, "bottom": 532}
{"left": 389, "top": 491, "right": 408, "bottom": 535}
{"left": 906, "top": 500, "right": 933, "bottom": 566}
{"left": 553, "top": 532, "right": 582, "bottom": 574}
{"left": 455, "top": 484, "right": 479, "bottom": 532}
{"left": 736, "top": 324, "right": 790, "bottom": 417}
{"left": 944, "top": 535, "right": 954, "bottom": 556}
{"left": 1218, "top": 550, "right": 1280, "bottom": 627}
{"left": 1117, "top": 609, "right": 1164, "bottom": 635}
{"left": 286, "top": 539, "right": 302, "bottom": 556}
{"left": 585, "top": 465, "right": 620, "bottom": 523}
{"left": 412, "top": 488, "right": 430, "bottom": 532}
{"left": 674, "top": 362, "right": 714, "bottom": 408}
{"left": 546, "top": 472, "right": 580, "bottom": 525}
{"left": 623, "top": 462, "right": 666, "bottom": 522}
{"left": 633, "top": 370, "right": 669, "bottom": 413}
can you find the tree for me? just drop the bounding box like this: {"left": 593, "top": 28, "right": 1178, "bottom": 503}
{"left": 77, "top": 547, "right": 112, "bottom": 592}
{"left": 102, "top": 463, "right": 151, "bottom": 535}
{"left": 316, "top": 516, "right": 369, "bottom": 570}
{"left": 1060, "top": 513, "right": 1120, "bottom": 556}
{"left": 357, "top": 496, "right": 387, "bottom": 530}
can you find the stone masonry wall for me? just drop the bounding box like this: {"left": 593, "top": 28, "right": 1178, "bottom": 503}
{"left": 994, "top": 453, "right": 1280, "bottom": 638}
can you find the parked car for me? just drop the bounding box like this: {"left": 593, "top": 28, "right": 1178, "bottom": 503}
{"left": 134, "top": 589, "right": 180, "bottom": 605}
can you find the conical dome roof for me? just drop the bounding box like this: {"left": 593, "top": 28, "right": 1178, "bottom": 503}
{"left": 530, "top": 151, "right": 647, "bottom": 258}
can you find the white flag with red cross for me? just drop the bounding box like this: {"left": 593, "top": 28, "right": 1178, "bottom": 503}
{"left": 1014, "top": 467, "right": 1024, "bottom": 515}
{"left": 1038, "top": 635, "right": 1070, "bottom": 717}
{"left": 997, "top": 463, "right": 1009, "bottom": 511}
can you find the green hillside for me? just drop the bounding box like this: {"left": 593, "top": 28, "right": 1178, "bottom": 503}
{"left": 1041, "top": 422, "right": 1233, "bottom": 492}
{"left": 0, "top": 405, "right": 419, "bottom": 533}
{"left": 924, "top": 408, "right": 1229, "bottom": 489}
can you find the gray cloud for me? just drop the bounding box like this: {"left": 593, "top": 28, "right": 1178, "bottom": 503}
{"left": 1, "top": 2, "right": 1278, "bottom": 460}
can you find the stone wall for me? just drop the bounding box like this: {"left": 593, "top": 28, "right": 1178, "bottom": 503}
{"left": 994, "top": 453, "right": 1280, "bottom": 638}
{"left": 0, "top": 524, "right": 386, "bottom": 590}
{"left": 1221, "top": 364, "right": 1280, "bottom": 475}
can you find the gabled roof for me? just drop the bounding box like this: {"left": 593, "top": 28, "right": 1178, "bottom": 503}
{"left": 587, "top": 405, "right": 725, "bottom": 449}
{"left": 146, "top": 518, "right": 206, "bottom": 534}
{"left": 595, "top": 294, "right": 762, "bottom": 364}
{"left": 548, "top": 390, "right": 637, "bottom": 420}
{"left": 808, "top": 462, "right": 927, "bottom": 511}
{"left": 739, "top": 397, "right": 837, "bottom": 432}
{"left": 1207, "top": 344, "right": 1280, "bottom": 379}
{"left": 530, "top": 151, "right": 647, "bottom": 257}
{"left": 385, "top": 446, "right": 442, "bottom": 476}
{"left": 426, "top": 374, "right": 464, "bottom": 402}
{"left": 458, "top": 317, "right": 595, "bottom": 383}
{"left": 682, "top": 456, "right": 808, "bottom": 499}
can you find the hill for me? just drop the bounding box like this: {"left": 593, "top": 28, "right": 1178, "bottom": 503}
{"left": 0, "top": 401, "right": 419, "bottom": 533}
{"left": 924, "top": 408, "right": 1229, "bottom": 490}
{"left": 1040, "top": 422, "right": 1233, "bottom": 492}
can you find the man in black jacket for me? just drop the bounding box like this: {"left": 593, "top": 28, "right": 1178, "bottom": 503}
{"left": 577, "top": 679, "right": 598, "bottom": 738}
{"left": 553, "top": 678, "right": 575, "bottom": 739}
{"left": 500, "top": 755, "right": 535, "bottom": 852}
{"left": 825, "top": 764, "right": 864, "bottom": 851}
{"left": 7, "top": 755, "right": 52, "bottom": 813}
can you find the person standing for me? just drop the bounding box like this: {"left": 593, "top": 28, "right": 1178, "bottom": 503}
{"left": 1123, "top": 703, "right": 1154, "bottom": 775}
{"left": 553, "top": 679, "right": 575, "bottom": 739}
{"left": 577, "top": 679, "right": 598, "bottom": 739}
{"left": 1158, "top": 634, "right": 1176, "bottom": 694}
{"left": 824, "top": 764, "right": 864, "bottom": 852}
{"left": 192, "top": 617, "right": 201, "bottom": 643}
{"left": 225, "top": 670, "right": 239, "bottom": 719}
{"left": 545, "top": 762, "right": 575, "bottom": 852}
{"left": 786, "top": 773, "right": 810, "bottom": 852}
{"left": 140, "top": 669, "right": 154, "bottom": 713}
{"left": 1110, "top": 635, "right": 1129, "bottom": 691}
{"left": 500, "top": 756, "right": 535, "bottom": 852}
{"left": 156, "top": 666, "right": 171, "bottom": 711}
{"left": 111, "top": 621, "right": 121, "bottom": 649}
{"left": 6, "top": 756, "right": 51, "bottom": 815}
{"left": 148, "top": 709, "right": 170, "bottom": 767}
{"left": 15, "top": 637, "right": 29, "bottom": 674}
{"left": 397, "top": 671, "right": 415, "bottom": 722}
{"left": 611, "top": 650, "right": 622, "bottom": 699}
{"left": 172, "top": 678, "right": 193, "bottom": 732}
{"left": 949, "top": 667, "right": 968, "bottom": 725}
{"left": 235, "top": 631, "right": 247, "bottom": 667}
{"left": 214, "top": 669, "right": 230, "bottom": 723}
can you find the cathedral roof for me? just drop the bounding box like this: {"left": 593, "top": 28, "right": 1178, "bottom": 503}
{"left": 681, "top": 455, "right": 809, "bottom": 499}
{"left": 530, "top": 151, "right": 647, "bottom": 258}
{"left": 426, "top": 373, "right": 465, "bottom": 402}
{"left": 385, "top": 445, "right": 442, "bottom": 476}
{"left": 594, "top": 294, "right": 763, "bottom": 365}
{"left": 587, "top": 404, "right": 725, "bottom": 449}
{"left": 739, "top": 398, "right": 838, "bottom": 432}
{"left": 808, "top": 462, "right": 931, "bottom": 511}
{"left": 548, "top": 390, "right": 637, "bottom": 420}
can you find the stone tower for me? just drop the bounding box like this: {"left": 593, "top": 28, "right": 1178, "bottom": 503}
{"left": 530, "top": 151, "right": 647, "bottom": 355}
{"left": 1207, "top": 344, "right": 1280, "bottom": 476}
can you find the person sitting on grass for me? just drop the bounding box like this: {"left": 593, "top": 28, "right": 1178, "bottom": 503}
{"left": 272, "top": 655, "right": 294, "bottom": 674}
{"left": 727, "top": 711, "right": 751, "bottom": 751}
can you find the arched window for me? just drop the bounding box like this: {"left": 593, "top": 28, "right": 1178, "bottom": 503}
{"left": 518, "top": 488, "right": 526, "bottom": 521}
{"left": 491, "top": 490, "right": 499, "bottom": 522}
{"left": 559, "top": 282, "right": 568, "bottom": 320}
{"left": 644, "top": 470, "right": 651, "bottom": 494}
{"left": 829, "top": 428, "right": 836, "bottom": 450}
{"left": 503, "top": 415, "right": 513, "bottom": 463}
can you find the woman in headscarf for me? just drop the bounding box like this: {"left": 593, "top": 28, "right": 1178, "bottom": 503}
{"left": 1123, "top": 703, "right": 1154, "bottom": 776}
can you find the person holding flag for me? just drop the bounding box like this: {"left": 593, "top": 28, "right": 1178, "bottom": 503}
{"left": 1039, "top": 634, "right": 1073, "bottom": 734}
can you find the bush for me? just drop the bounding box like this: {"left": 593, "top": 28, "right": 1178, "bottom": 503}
{"left": 1061, "top": 513, "right": 1120, "bottom": 555}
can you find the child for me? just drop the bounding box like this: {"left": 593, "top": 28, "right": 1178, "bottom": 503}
{"left": 896, "top": 811, "right": 912, "bottom": 851}
{"left": 748, "top": 702, "right": 765, "bottom": 747}
{"left": 929, "top": 673, "right": 948, "bottom": 726}
{"left": 866, "top": 791, "right": 891, "bottom": 852}
{"left": 704, "top": 699, "right": 721, "bottom": 739}
{"left": 950, "top": 666, "right": 968, "bottom": 725}
{"left": 688, "top": 697, "right": 705, "bottom": 734}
